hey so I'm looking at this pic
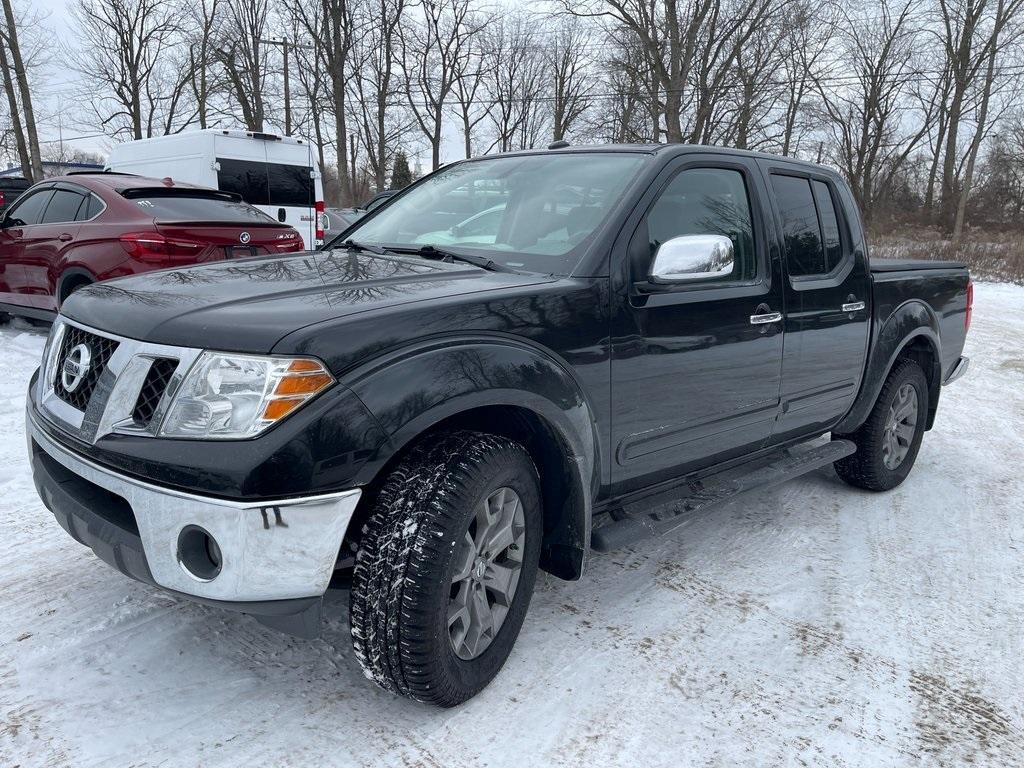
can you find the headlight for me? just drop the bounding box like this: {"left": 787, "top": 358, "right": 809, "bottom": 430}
{"left": 160, "top": 352, "right": 334, "bottom": 439}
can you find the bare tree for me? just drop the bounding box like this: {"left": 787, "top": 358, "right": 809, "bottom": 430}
{"left": 548, "top": 17, "right": 594, "bottom": 142}
{"left": 483, "top": 13, "right": 549, "bottom": 152}
{"left": 0, "top": 0, "right": 42, "bottom": 179}
{"left": 816, "top": 0, "right": 937, "bottom": 223}
{"left": 184, "top": 0, "right": 221, "bottom": 129}
{"left": 352, "top": 0, "right": 408, "bottom": 189}
{"left": 215, "top": 0, "right": 270, "bottom": 132}
{"left": 450, "top": 15, "right": 490, "bottom": 158}
{"left": 400, "top": 0, "right": 481, "bottom": 169}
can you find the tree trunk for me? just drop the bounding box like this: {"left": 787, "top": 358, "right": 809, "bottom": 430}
{"left": 1, "top": 0, "right": 42, "bottom": 181}
{"left": 0, "top": 35, "right": 30, "bottom": 179}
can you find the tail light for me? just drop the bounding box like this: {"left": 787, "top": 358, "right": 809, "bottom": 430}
{"left": 965, "top": 279, "right": 974, "bottom": 333}
{"left": 120, "top": 231, "right": 204, "bottom": 262}
{"left": 274, "top": 229, "right": 305, "bottom": 253}
{"left": 315, "top": 200, "right": 325, "bottom": 242}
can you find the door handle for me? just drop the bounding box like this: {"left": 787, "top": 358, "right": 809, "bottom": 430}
{"left": 58, "top": 233, "right": 73, "bottom": 242}
{"left": 750, "top": 311, "right": 783, "bottom": 325}
{"left": 842, "top": 301, "right": 866, "bottom": 312}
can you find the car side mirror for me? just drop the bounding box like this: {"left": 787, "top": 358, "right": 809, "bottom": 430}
{"left": 649, "top": 234, "right": 734, "bottom": 284}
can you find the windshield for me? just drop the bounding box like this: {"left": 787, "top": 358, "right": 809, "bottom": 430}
{"left": 340, "top": 152, "right": 646, "bottom": 274}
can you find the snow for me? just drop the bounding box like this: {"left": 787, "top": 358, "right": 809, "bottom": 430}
{"left": 2, "top": 285, "right": 1023, "bottom": 767}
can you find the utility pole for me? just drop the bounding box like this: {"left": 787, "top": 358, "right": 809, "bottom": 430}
{"left": 260, "top": 37, "right": 313, "bottom": 137}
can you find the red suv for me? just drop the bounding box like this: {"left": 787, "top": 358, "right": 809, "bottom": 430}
{"left": 0, "top": 173, "right": 305, "bottom": 320}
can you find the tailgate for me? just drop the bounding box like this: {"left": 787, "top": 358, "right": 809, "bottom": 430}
{"left": 155, "top": 222, "right": 302, "bottom": 259}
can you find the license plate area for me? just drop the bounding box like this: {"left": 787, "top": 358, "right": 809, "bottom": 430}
{"left": 226, "top": 246, "right": 257, "bottom": 259}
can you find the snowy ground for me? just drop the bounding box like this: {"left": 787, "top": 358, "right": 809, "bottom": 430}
{"left": 1, "top": 283, "right": 1022, "bottom": 768}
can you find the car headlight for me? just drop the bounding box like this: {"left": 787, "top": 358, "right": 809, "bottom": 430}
{"left": 160, "top": 352, "right": 334, "bottom": 439}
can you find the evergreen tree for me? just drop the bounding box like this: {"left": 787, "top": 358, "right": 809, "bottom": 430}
{"left": 390, "top": 151, "right": 413, "bottom": 190}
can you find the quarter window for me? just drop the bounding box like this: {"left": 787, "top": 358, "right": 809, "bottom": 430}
{"left": 216, "top": 158, "right": 314, "bottom": 207}
{"left": 644, "top": 167, "right": 757, "bottom": 282}
{"left": 771, "top": 174, "right": 847, "bottom": 277}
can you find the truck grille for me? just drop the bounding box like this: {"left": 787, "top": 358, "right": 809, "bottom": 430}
{"left": 132, "top": 358, "right": 178, "bottom": 426}
{"left": 53, "top": 326, "right": 119, "bottom": 411}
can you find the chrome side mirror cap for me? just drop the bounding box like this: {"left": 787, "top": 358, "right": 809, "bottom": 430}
{"left": 649, "top": 234, "right": 734, "bottom": 283}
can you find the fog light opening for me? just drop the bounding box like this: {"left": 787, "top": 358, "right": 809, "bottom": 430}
{"left": 177, "top": 525, "right": 223, "bottom": 581}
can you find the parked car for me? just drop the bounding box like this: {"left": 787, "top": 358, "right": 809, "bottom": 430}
{"left": 106, "top": 129, "right": 325, "bottom": 250}
{"left": 362, "top": 189, "right": 398, "bottom": 212}
{"left": 321, "top": 206, "right": 364, "bottom": 243}
{"left": 28, "top": 145, "right": 971, "bottom": 707}
{"left": 0, "top": 172, "right": 304, "bottom": 320}
{"left": 0, "top": 176, "right": 30, "bottom": 216}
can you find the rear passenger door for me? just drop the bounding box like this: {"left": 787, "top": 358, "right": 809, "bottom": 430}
{"left": 758, "top": 162, "right": 870, "bottom": 443}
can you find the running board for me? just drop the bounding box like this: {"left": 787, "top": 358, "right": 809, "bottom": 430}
{"left": 590, "top": 439, "right": 856, "bottom": 553}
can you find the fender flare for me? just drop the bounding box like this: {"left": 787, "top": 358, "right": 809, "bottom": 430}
{"left": 344, "top": 335, "right": 600, "bottom": 579}
{"left": 835, "top": 298, "right": 942, "bottom": 434}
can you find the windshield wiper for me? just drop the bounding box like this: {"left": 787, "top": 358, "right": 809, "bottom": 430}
{"left": 336, "top": 239, "right": 391, "bottom": 255}
{"left": 392, "top": 244, "right": 514, "bottom": 273}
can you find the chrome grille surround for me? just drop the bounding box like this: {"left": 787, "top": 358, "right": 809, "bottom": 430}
{"left": 37, "top": 318, "right": 204, "bottom": 444}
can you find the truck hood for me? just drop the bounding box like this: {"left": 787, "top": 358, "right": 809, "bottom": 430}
{"left": 62, "top": 250, "right": 555, "bottom": 352}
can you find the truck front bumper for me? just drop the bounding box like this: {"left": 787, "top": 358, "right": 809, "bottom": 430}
{"left": 27, "top": 406, "right": 361, "bottom": 638}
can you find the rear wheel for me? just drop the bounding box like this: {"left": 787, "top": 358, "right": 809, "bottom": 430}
{"left": 349, "top": 430, "right": 542, "bottom": 707}
{"left": 834, "top": 358, "right": 929, "bottom": 491}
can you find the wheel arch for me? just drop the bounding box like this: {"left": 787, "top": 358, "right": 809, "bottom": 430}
{"left": 56, "top": 266, "right": 97, "bottom": 306}
{"left": 345, "top": 337, "right": 600, "bottom": 581}
{"left": 835, "top": 299, "right": 942, "bottom": 434}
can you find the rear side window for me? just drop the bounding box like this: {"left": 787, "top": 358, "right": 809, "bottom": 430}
{"left": 4, "top": 189, "right": 54, "bottom": 226}
{"left": 812, "top": 180, "right": 843, "bottom": 272}
{"left": 41, "top": 189, "right": 86, "bottom": 224}
{"left": 129, "top": 194, "right": 275, "bottom": 223}
{"left": 771, "top": 174, "right": 849, "bottom": 278}
{"left": 216, "top": 158, "right": 314, "bottom": 207}
{"left": 268, "top": 163, "right": 313, "bottom": 206}
{"left": 217, "top": 158, "right": 270, "bottom": 205}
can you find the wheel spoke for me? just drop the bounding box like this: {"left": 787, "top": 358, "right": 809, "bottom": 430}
{"left": 484, "top": 562, "right": 521, "bottom": 605}
{"left": 464, "top": 584, "right": 494, "bottom": 658}
{"left": 894, "top": 422, "right": 915, "bottom": 445}
{"left": 451, "top": 531, "right": 475, "bottom": 584}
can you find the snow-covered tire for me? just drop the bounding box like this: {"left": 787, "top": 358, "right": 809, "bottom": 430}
{"left": 834, "top": 358, "right": 929, "bottom": 491}
{"left": 349, "top": 430, "right": 542, "bottom": 707}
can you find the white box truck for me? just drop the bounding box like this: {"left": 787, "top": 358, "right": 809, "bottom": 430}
{"left": 105, "top": 129, "right": 325, "bottom": 250}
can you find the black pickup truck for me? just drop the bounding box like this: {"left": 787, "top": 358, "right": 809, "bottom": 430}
{"left": 27, "top": 144, "right": 971, "bottom": 706}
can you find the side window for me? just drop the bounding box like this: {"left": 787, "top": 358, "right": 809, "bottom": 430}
{"left": 267, "top": 163, "right": 313, "bottom": 207}
{"left": 4, "top": 189, "right": 54, "bottom": 226}
{"left": 770, "top": 174, "right": 826, "bottom": 276}
{"left": 217, "top": 158, "right": 270, "bottom": 205}
{"left": 645, "top": 167, "right": 757, "bottom": 282}
{"left": 811, "top": 180, "right": 844, "bottom": 272}
{"left": 41, "top": 190, "right": 86, "bottom": 224}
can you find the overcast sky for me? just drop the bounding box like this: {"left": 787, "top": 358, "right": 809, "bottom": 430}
{"left": 19, "top": 0, "right": 472, "bottom": 172}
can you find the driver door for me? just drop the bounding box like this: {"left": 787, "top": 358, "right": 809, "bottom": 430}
{"left": 610, "top": 156, "right": 785, "bottom": 493}
{"left": 0, "top": 186, "right": 55, "bottom": 309}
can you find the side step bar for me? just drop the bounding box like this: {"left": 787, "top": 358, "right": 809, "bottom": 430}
{"left": 590, "top": 439, "right": 856, "bottom": 553}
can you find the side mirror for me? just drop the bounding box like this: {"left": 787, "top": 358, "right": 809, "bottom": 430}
{"left": 649, "top": 234, "right": 734, "bottom": 284}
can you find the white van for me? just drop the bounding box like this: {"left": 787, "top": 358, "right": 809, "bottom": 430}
{"left": 106, "top": 129, "right": 324, "bottom": 250}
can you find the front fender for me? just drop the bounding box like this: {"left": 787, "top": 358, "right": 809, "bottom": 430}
{"left": 343, "top": 335, "right": 600, "bottom": 576}
{"left": 835, "top": 298, "right": 941, "bottom": 434}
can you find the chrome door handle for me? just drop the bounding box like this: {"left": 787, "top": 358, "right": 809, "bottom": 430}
{"left": 842, "top": 301, "right": 865, "bottom": 312}
{"left": 750, "top": 311, "right": 783, "bottom": 325}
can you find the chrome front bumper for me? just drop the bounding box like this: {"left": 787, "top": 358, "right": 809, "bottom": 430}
{"left": 28, "top": 405, "right": 361, "bottom": 604}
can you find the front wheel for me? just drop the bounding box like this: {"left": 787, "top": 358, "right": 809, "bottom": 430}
{"left": 834, "top": 358, "right": 929, "bottom": 491}
{"left": 349, "top": 430, "right": 542, "bottom": 706}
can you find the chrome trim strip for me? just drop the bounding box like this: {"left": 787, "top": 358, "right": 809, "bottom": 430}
{"left": 29, "top": 406, "right": 362, "bottom": 601}
{"left": 944, "top": 356, "right": 970, "bottom": 385}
